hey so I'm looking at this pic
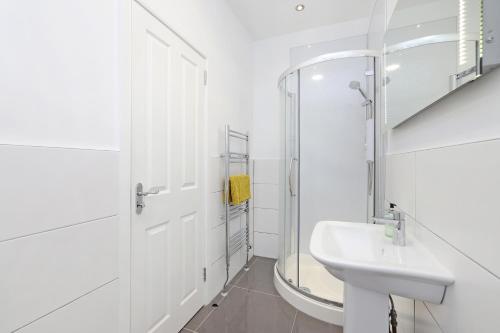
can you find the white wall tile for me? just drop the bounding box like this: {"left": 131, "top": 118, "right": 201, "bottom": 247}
{"left": 207, "top": 156, "right": 249, "bottom": 193}
{"left": 0, "top": 145, "right": 118, "bottom": 241}
{"left": 207, "top": 249, "right": 247, "bottom": 302}
{"left": 415, "top": 139, "right": 500, "bottom": 277}
{"left": 207, "top": 257, "right": 226, "bottom": 301}
{"left": 253, "top": 183, "right": 279, "bottom": 209}
{"left": 385, "top": 152, "right": 416, "bottom": 217}
{"left": 248, "top": 206, "right": 254, "bottom": 258}
{"left": 209, "top": 214, "right": 245, "bottom": 263}
{"left": 207, "top": 156, "right": 225, "bottom": 193}
{"left": 17, "top": 280, "right": 119, "bottom": 333}
{"left": 209, "top": 224, "right": 226, "bottom": 264}
{"left": 0, "top": 1, "right": 119, "bottom": 149}
{"left": 254, "top": 232, "right": 279, "bottom": 259}
{"left": 411, "top": 217, "right": 500, "bottom": 333}
{"left": 415, "top": 301, "right": 442, "bottom": 333}
{"left": 0, "top": 217, "right": 118, "bottom": 332}
{"left": 254, "top": 159, "right": 279, "bottom": 184}
{"left": 254, "top": 208, "right": 279, "bottom": 234}
{"left": 207, "top": 191, "right": 224, "bottom": 229}
{"left": 392, "top": 296, "right": 415, "bottom": 333}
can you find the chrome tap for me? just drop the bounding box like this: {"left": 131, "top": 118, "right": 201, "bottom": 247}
{"left": 372, "top": 209, "right": 406, "bottom": 246}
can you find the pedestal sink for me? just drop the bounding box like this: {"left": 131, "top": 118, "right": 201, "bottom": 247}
{"left": 310, "top": 221, "right": 454, "bottom": 333}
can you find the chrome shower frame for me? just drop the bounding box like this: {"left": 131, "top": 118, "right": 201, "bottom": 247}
{"left": 276, "top": 49, "right": 384, "bottom": 312}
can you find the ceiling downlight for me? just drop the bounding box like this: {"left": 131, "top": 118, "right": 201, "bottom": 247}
{"left": 295, "top": 4, "right": 305, "bottom": 11}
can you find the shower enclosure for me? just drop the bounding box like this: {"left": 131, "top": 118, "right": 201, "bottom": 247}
{"left": 275, "top": 50, "right": 379, "bottom": 324}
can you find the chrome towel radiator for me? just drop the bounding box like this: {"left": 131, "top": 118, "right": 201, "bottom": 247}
{"left": 221, "top": 124, "right": 251, "bottom": 296}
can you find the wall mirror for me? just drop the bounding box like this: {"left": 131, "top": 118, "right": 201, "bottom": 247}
{"left": 384, "top": 0, "right": 500, "bottom": 128}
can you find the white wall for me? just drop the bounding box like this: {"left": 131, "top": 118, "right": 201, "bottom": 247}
{"left": 385, "top": 69, "right": 500, "bottom": 333}
{"left": 0, "top": 1, "right": 120, "bottom": 332}
{"left": 370, "top": 0, "right": 500, "bottom": 331}
{"left": 1, "top": 0, "right": 253, "bottom": 331}
{"left": 252, "top": 160, "right": 280, "bottom": 258}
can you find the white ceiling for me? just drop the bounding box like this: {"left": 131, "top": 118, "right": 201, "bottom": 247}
{"left": 226, "top": 0, "right": 377, "bottom": 40}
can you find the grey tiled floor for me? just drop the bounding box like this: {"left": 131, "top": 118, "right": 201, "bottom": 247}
{"left": 183, "top": 257, "right": 343, "bottom": 333}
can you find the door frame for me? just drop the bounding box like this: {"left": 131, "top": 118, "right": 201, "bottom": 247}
{"left": 118, "top": 1, "right": 209, "bottom": 332}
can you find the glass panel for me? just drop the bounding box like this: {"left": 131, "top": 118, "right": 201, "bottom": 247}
{"left": 297, "top": 56, "right": 373, "bottom": 303}
{"left": 277, "top": 56, "right": 376, "bottom": 306}
{"left": 277, "top": 72, "right": 300, "bottom": 287}
{"left": 277, "top": 77, "right": 287, "bottom": 276}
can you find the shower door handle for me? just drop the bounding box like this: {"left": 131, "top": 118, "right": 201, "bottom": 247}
{"left": 289, "top": 158, "right": 297, "bottom": 197}
{"left": 367, "top": 161, "right": 374, "bottom": 196}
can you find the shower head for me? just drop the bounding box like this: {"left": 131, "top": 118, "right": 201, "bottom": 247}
{"left": 349, "top": 80, "right": 372, "bottom": 106}
{"left": 349, "top": 81, "right": 361, "bottom": 90}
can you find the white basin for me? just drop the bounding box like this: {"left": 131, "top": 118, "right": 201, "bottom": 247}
{"left": 310, "top": 221, "right": 454, "bottom": 333}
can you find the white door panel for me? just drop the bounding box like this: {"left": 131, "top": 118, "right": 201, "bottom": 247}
{"left": 131, "top": 3, "right": 206, "bottom": 332}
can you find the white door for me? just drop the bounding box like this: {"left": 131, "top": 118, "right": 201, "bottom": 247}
{"left": 131, "top": 3, "right": 206, "bottom": 333}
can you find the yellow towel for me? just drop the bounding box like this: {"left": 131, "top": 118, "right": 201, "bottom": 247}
{"left": 229, "top": 174, "right": 251, "bottom": 205}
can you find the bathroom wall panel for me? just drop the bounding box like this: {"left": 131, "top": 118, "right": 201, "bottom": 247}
{"left": 254, "top": 208, "right": 279, "bottom": 234}
{"left": 207, "top": 156, "right": 225, "bottom": 193}
{"left": 0, "top": 0, "right": 119, "bottom": 149}
{"left": 253, "top": 183, "right": 279, "bottom": 210}
{"left": 0, "top": 217, "right": 118, "bottom": 332}
{"left": 0, "top": 145, "right": 118, "bottom": 241}
{"left": 248, "top": 203, "right": 254, "bottom": 259}
{"left": 410, "top": 217, "right": 500, "bottom": 333}
{"left": 209, "top": 223, "right": 225, "bottom": 264}
{"left": 207, "top": 156, "right": 247, "bottom": 193}
{"left": 415, "top": 139, "right": 500, "bottom": 277}
{"left": 385, "top": 152, "right": 416, "bottom": 217}
{"left": 207, "top": 257, "right": 226, "bottom": 301}
{"left": 17, "top": 280, "right": 119, "bottom": 333}
{"left": 253, "top": 159, "right": 279, "bottom": 184}
{"left": 206, "top": 249, "right": 246, "bottom": 302}
{"left": 392, "top": 296, "right": 415, "bottom": 333}
{"left": 415, "top": 301, "right": 442, "bottom": 333}
{"left": 254, "top": 232, "right": 279, "bottom": 259}
{"left": 207, "top": 191, "right": 224, "bottom": 229}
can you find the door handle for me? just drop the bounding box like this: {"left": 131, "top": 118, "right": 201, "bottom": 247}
{"left": 136, "top": 183, "right": 165, "bottom": 214}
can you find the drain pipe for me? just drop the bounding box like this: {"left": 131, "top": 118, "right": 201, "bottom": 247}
{"left": 389, "top": 295, "right": 398, "bottom": 333}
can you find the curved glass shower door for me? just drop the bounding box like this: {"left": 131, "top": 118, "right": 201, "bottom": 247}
{"left": 277, "top": 52, "right": 377, "bottom": 306}
{"left": 278, "top": 71, "right": 299, "bottom": 285}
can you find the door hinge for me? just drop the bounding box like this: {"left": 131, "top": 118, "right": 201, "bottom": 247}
{"left": 203, "top": 267, "right": 207, "bottom": 282}
{"left": 204, "top": 70, "right": 208, "bottom": 86}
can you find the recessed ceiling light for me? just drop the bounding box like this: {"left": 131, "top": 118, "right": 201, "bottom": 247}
{"left": 312, "top": 74, "right": 324, "bottom": 81}
{"left": 295, "top": 4, "right": 305, "bottom": 11}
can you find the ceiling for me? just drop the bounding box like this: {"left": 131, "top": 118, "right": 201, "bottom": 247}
{"left": 225, "top": 0, "right": 377, "bottom": 40}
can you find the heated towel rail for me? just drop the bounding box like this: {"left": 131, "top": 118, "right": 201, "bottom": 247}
{"left": 221, "top": 124, "right": 251, "bottom": 295}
